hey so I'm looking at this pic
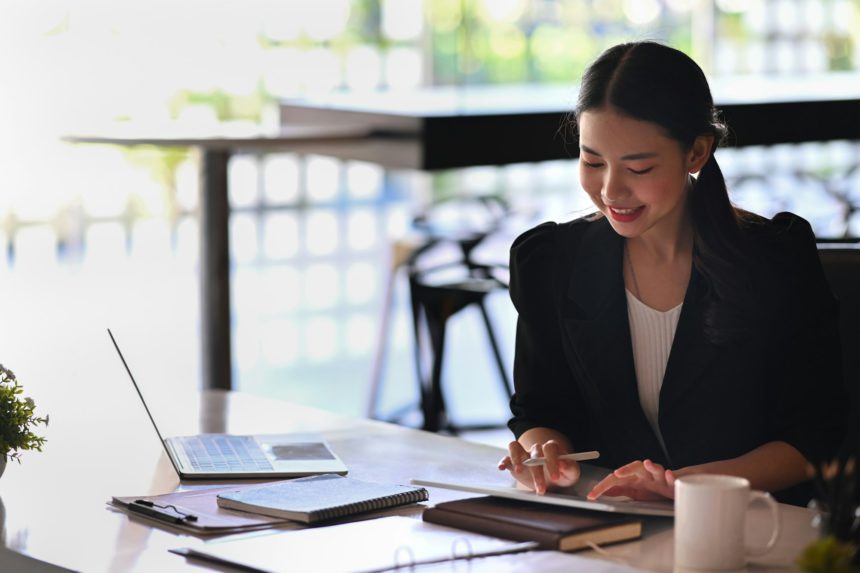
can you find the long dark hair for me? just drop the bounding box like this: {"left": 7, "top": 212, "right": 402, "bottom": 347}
{"left": 571, "top": 41, "right": 753, "bottom": 345}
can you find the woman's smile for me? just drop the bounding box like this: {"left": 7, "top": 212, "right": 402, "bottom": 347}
{"left": 607, "top": 205, "right": 646, "bottom": 222}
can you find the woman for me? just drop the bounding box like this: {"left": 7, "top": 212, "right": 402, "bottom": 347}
{"left": 498, "top": 41, "right": 847, "bottom": 505}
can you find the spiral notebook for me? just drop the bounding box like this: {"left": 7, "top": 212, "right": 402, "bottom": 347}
{"left": 216, "top": 474, "right": 429, "bottom": 523}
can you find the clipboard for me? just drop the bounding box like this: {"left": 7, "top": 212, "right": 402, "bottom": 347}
{"left": 110, "top": 483, "right": 297, "bottom": 535}
{"left": 111, "top": 481, "right": 428, "bottom": 535}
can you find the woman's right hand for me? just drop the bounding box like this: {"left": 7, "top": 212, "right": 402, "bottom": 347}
{"left": 497, "top": 439, "right": 581, "bottom": 494}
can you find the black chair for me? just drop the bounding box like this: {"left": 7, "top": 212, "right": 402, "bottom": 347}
{"left": 816, "top": 241, "right": 860, "bottom": 432}
{"left": 367, "top": 195, "right": 514, "bottom": 433}
{"left": 408, "top": 239, "right": 512, "bottom": 433}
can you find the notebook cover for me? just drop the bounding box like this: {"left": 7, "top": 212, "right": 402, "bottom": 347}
{"left": 216, "top": 474, "right": 428, "bottom": 523}
{"left": 422, "top": 496, "right": 642, "bottom": 551}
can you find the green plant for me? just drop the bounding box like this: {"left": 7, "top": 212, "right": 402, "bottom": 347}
{"left": 798, "top": 456, "right": 860, "bottom": 572}
{"left": 797, "top": 536, "right": 857, "bottom": 573}
{"left": 0, "top": 365, "right": 47, "bottom": 463}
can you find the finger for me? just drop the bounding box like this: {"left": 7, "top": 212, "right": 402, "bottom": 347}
{"left": 527, "top": 443, "right": 548, "bottom": 494}
{"left": 599, "top": 482, "right": 673, "bottom": 501}
{"left": 614, "top": 475, "right": 676, "bottom": 501}
{"left": 642, "top": 459, "right": 666, "bottom": 481}
{"left": 507, "top": 441, "right": 529, "bottom": 473}
{"left": 665, "top": 469, "right": 676, "bottom": 489}
{"left": 587, "top": 472, "right": 627, "bottom": 500}
{"left": 598, "top": 484, "right": 640, "bottom": 499}
{"left": 507, "top": 440, "right": 527, "bottom": 456}
{"left": 612, "top": 460, "right": 647, "bottom": 478}
{"left": 497, "top": 456, "right": 512, "bottom": 471}
{"left": 528, "top": 465, "right": 548, "bottom": 494}
{"left": 615, "top": 459, "right": 663, "bottom": 485}
{"left": 662, "top": 472, "right": 676, "bottom": 499}
{"left": 556, "top": 459, "right": 581, "bottom": 485}
{"left": 614, "top": 461, "right": 651, "bottom": 482}
{"left": 542, "top": 441, "right": 562, "bottom": 480}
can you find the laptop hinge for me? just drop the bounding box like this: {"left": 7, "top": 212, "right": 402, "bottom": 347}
{"left": 164, "top": 439, "right": 190, "bottom": 473}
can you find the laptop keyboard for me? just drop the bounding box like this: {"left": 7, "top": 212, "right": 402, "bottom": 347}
{"left": 175, "top": 435, "right": 274, "bottom": 472}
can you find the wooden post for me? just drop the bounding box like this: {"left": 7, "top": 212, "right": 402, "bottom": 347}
{"left": 199, "top": 148, "right": 232, "bottom": 390}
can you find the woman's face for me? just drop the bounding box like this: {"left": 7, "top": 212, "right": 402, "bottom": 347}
{"left": 578, "top": 107, "right": 709, "bottom": 241}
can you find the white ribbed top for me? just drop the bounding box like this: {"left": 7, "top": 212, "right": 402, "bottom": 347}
{"left": 625, "top": 289, "right": 683, "bottom": 459}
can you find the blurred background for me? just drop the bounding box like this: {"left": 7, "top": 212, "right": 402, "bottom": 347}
{"left": 0, "top": 0, "right": 858, "bottom": 438}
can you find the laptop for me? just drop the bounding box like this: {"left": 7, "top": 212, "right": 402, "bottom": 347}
{"left": 108, "top": 329, "right": 348, "bottom": 479}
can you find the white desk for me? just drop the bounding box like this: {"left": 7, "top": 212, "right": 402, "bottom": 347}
{"left": 0, "top": 388, "right": 817, "bottom": 572}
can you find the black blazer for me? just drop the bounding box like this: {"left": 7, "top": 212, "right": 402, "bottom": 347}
{"left": 507, "top": 212, "right": 847, "bottom": 504}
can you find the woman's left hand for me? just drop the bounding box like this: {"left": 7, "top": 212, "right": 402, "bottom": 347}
{"left": 586, "top": 459, "right": 677, "bottom": 501}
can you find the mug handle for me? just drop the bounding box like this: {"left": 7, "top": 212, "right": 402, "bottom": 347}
{"left": 746, "top": 490, "right": 781, "bottom": 556}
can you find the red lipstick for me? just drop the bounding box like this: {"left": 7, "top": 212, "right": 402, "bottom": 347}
{"left": 608, "top": 206, "right": 645, "bottom": 223}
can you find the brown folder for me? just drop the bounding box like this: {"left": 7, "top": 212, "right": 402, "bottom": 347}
{"left": 422, "top": 496, "right": 642, "bottom": 552}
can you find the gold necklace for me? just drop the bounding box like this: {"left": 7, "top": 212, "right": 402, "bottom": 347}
{"left": 625, "top": 244, "right": 642, "bottom": 300}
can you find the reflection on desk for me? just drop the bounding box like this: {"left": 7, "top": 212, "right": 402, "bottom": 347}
{"left": 0, "top": 546, "right": 76, "bottom": 573}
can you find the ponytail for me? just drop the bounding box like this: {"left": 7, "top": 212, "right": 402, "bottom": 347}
{"left": 692, "top": 153, "right": 738, "bottom": 248}
{"left": 691, "top": 153, "right": 755, "bottom": 345}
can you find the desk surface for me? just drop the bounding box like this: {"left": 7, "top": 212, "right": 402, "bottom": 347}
{"left": 64, "top": 123, "right": 371, "bottom": 150}
{"left": 1, "top": 385, "right": 818, "bottom": 573}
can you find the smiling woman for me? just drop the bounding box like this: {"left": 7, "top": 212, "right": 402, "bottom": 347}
{"left": 498, "top": 41, "right": 849, "bottom": 506}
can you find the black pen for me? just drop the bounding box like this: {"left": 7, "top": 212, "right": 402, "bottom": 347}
{"left": 128, "top": 500, "right": 198, "bottom": 524}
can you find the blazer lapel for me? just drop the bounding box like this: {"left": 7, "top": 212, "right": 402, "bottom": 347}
{"left": 658, "top": 268, "right": 720, "bottom": 416}
{"left": 560, "top": 220, "right": 663, "bottom": 458}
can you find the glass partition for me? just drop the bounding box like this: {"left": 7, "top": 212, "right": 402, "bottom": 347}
{"left": 0, "top": 1, "right": 857, "bottom": 419}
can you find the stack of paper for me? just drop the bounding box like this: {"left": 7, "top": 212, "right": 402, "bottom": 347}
{"left": 171, "top": 516, "right": 537, "bottom": 572}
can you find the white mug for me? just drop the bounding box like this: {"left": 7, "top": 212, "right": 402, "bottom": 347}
{"left": 674, "top": 474, "right": 781, "bottom": 570}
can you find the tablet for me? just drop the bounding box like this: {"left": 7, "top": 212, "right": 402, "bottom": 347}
{"left": 411, "top": 464, "right": 674, "bottom": 517}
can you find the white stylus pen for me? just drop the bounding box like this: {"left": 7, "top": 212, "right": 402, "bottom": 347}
{"left": 521, "top": 450, "right": 600, "bottom": 467}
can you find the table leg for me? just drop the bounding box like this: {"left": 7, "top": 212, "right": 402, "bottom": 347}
{"left": 199, "top": 148, "right": 232, "bottom": 390}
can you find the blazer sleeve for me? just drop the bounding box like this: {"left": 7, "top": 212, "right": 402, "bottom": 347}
{"left": 507, "top": 222, "right": 589, "bottom": 443}
{"left": 763, "top": 213, "right": 847, "bottom": 463}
